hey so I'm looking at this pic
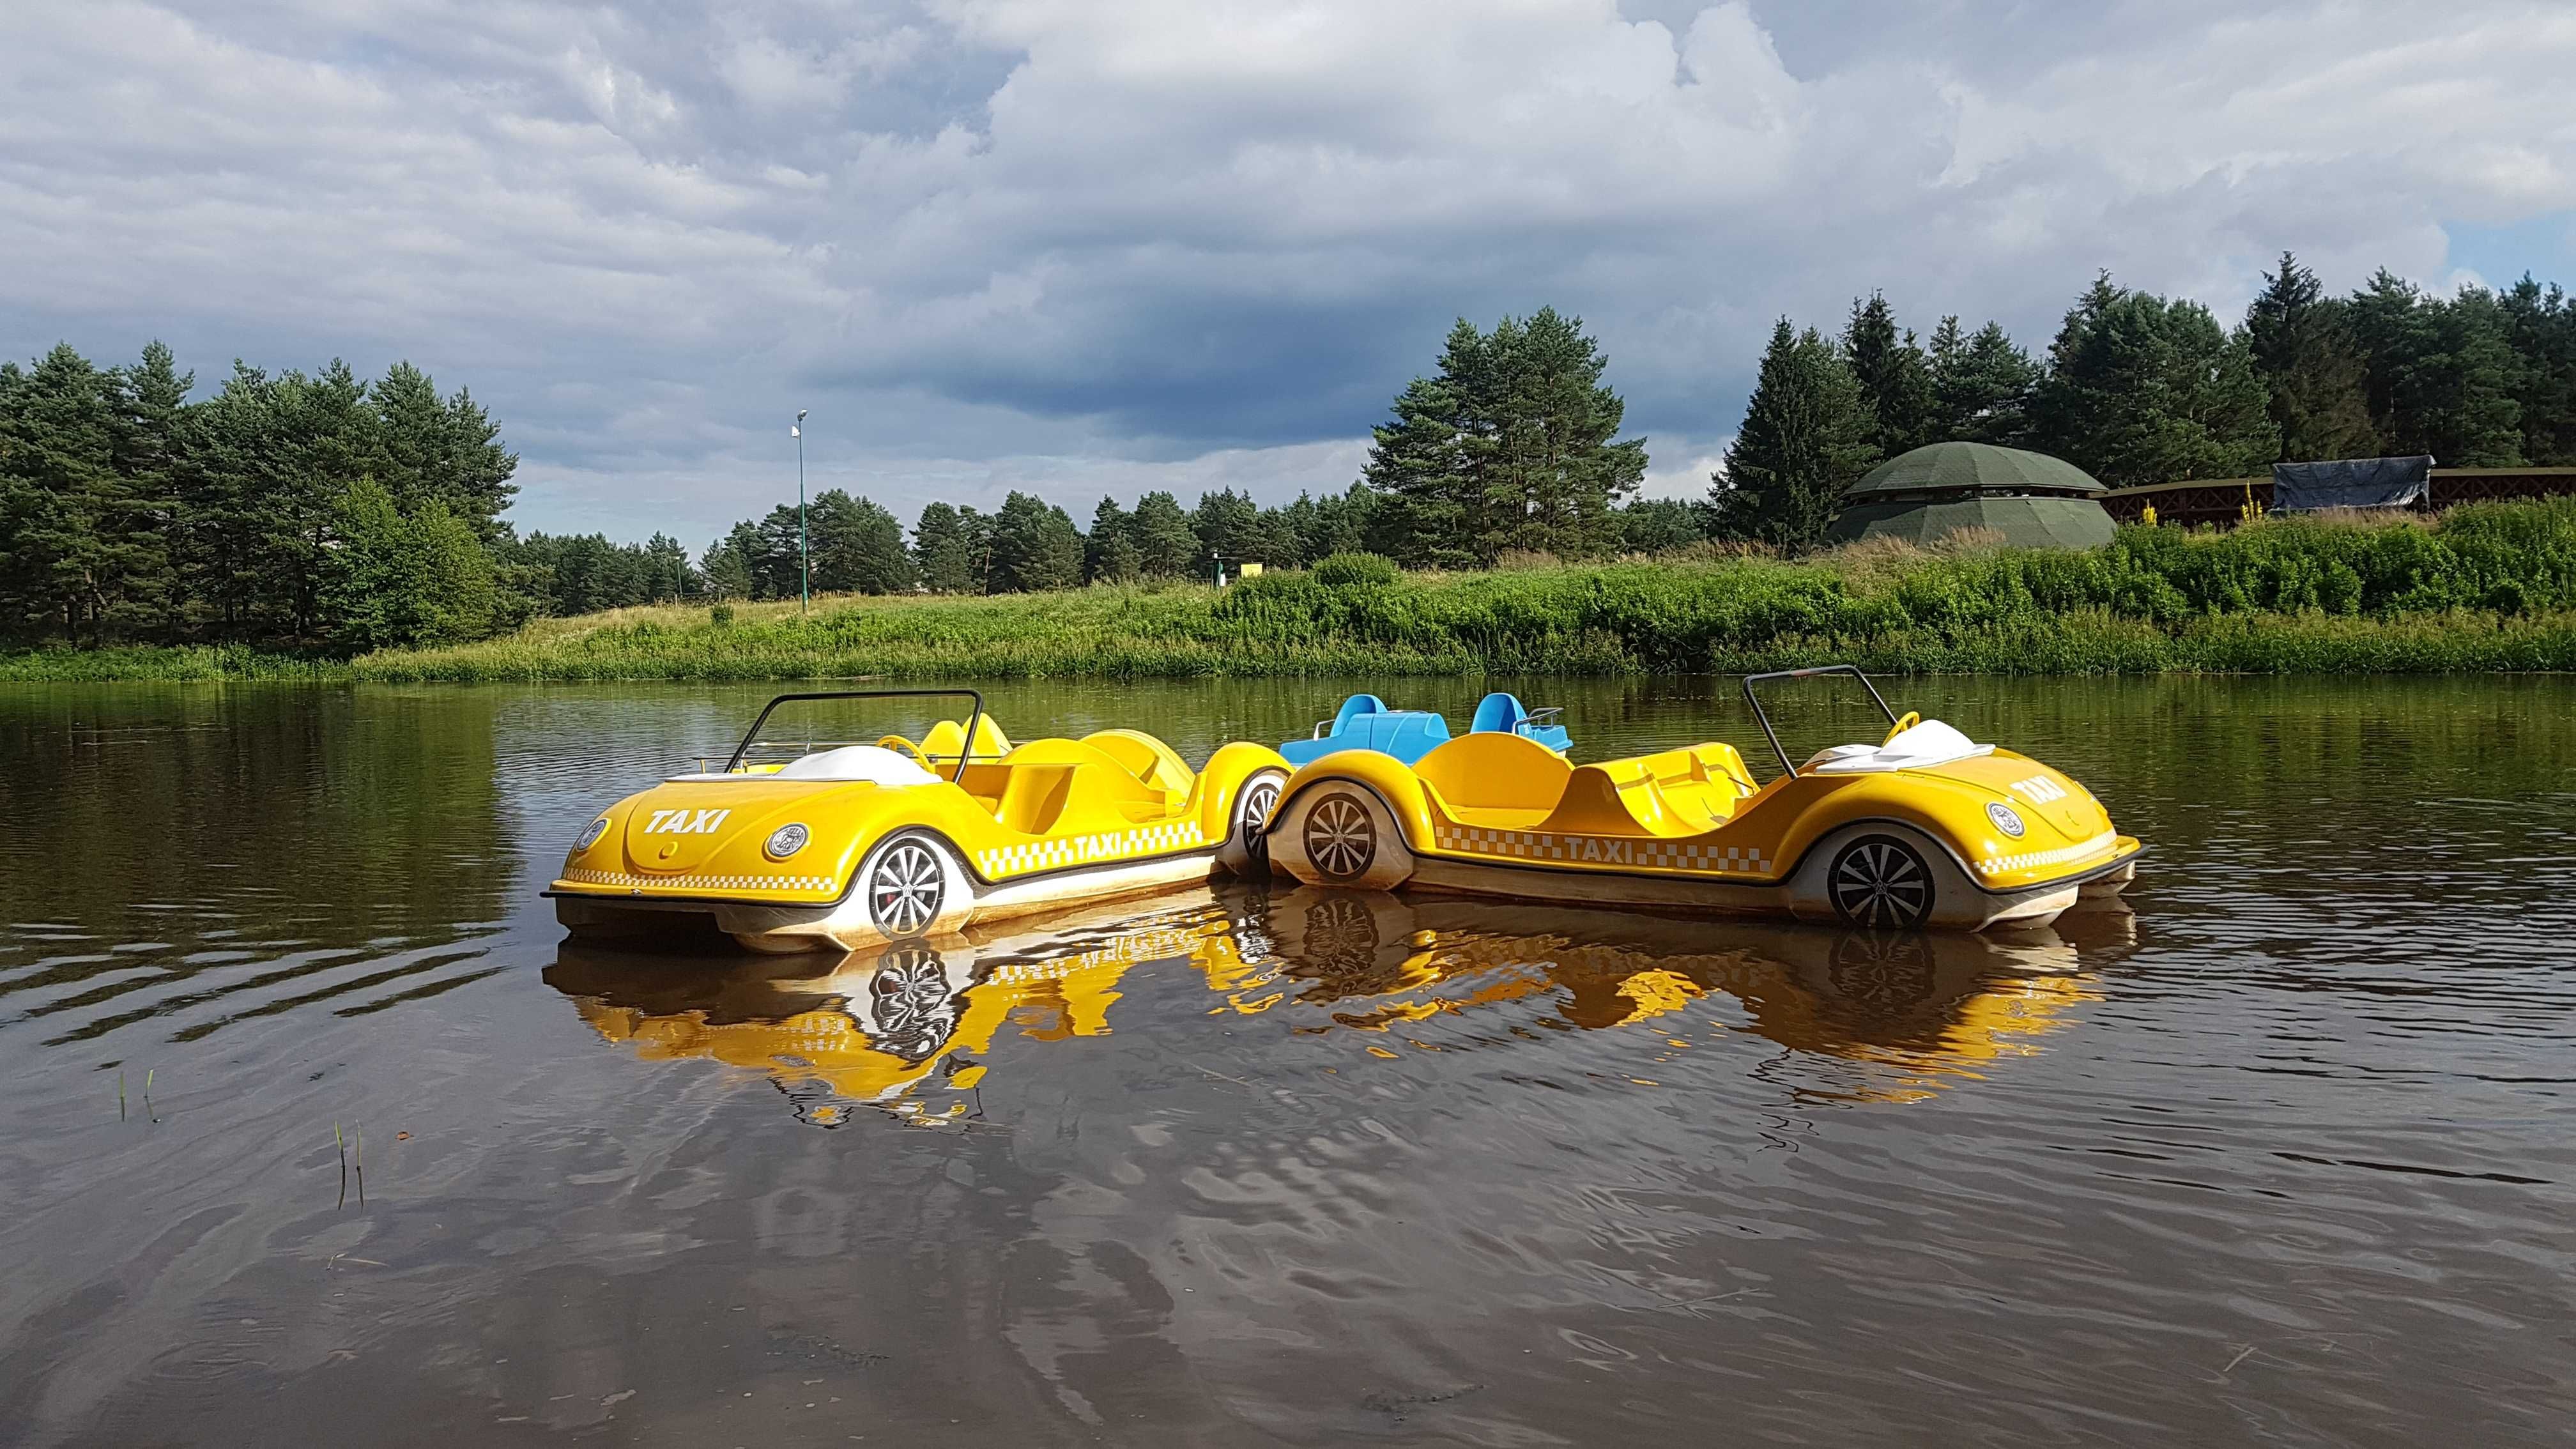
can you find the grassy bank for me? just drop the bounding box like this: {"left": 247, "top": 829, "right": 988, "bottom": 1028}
{"left": 13, "top": 500, "right": 2576, "bottom": 682}
{"left": 0, "top": 643, "right": 341, "bottom": 682}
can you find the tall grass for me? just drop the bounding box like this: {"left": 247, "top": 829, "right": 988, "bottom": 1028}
{"left": 0, "top": 644, "right": 339, "bottom": 682}
{"left": 21, "top": 500, "right": 2576, "bottom": 682}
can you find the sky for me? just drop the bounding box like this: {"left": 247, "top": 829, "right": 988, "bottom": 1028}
{"left": 4, "top": 0, "right": 2573, "bottom": 545}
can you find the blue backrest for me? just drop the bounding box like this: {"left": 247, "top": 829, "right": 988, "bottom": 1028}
{"left": 1333, "top": 694, "right": 1387, "bottom": 733}
{"left": 1470, "top": 692, "right": 1525, "bottom": 735}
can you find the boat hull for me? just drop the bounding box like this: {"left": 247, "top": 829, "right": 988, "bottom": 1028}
{"left": 1265, "top": 772, "right": 2139, "bottom": 934}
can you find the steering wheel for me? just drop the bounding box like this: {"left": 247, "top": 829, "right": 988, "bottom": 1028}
{"left": 878, "top": 734, "right": 935, "bottom": 769}
{"left": 1882, "top": 710, "right": 1920, "bottom": 746}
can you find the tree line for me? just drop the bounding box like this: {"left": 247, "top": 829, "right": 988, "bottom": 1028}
{"left": 8, "top": 255, "right": 2572, "bottom": 648}
{"left": 1715, "top": 256, "right": 2576, "bottom": 546}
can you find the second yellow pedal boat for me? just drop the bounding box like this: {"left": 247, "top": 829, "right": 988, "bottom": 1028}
{"left": 1266, "top": 666, "right": 2140, "bottom": 931}
{"left": 549, "top": 690, "right": 1288, "bottom": 953}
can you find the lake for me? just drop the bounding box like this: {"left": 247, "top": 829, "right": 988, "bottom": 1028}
{"left": 1, "top": 675, "right": 2571, "bottom": 1446}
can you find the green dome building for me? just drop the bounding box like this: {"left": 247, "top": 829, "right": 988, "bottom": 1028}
{"left": 1825, "top": 441, "right": 2118, "bottom": 549}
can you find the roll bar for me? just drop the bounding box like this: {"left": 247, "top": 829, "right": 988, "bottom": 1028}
{"left": 724, "top": 689, "right": 988, "bottom": 782}
{"left": 1738, "top": 665, "right": 1897, "bottom": 779}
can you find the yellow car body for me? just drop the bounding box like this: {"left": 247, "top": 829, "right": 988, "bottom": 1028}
{"left": 1267, "top": 667, "right": 2140, "bottom": 931}
{"left": 549, "top": 691, "right": 1289, "bottom": 953}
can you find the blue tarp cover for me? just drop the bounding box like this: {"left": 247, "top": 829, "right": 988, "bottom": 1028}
{"left": 2273, "top": 456, "right": 2433, "bottom": 511}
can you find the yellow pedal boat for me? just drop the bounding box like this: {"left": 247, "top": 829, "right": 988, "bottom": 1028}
{"left": 1265, "top": 666, "right": 2141, "bottom": 931}
{"left": 549, "top": 689, "right": 1290, "bottom": 953}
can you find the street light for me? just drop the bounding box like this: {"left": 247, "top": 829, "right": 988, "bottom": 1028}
{"left": 792, "top": 408, "right": 810, "bottom": 611}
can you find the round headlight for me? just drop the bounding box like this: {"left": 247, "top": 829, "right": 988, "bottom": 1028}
{"left": 765, "top": 823, "right": 811, "bottom": 860}
{"left": 1985, "top": 801, "right": 2026, "bottom": 838}
{"left": 575, "top": 816, "right": 611, "bottom": 852}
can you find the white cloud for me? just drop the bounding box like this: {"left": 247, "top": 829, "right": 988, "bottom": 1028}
{"left": 1, "top": 0, "right": 2572, "bottom": 542}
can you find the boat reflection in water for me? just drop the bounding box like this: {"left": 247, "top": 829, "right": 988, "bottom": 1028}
{"left": 544, "top": 888, "right": 2134, "bottom": 1124}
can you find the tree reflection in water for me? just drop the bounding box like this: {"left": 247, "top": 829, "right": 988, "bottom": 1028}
{"left": 544, "top": 885, "right": 2135, "bottom": 1123}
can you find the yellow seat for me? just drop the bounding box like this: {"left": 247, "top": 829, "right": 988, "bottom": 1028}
{"left": 1082, "top": 729, "right": 1195, "bottom": 802}
{"left": 1414, "top": 733, "right": 1573, "bottom": 829}
{"left": 919, "top": 716, "right": 1013, "bottom": 767}
{"left": 958, "top": 737, "right": 1172, "bottom": 834}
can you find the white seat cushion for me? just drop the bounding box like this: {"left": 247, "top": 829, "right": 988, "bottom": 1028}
{"left": 772, "top": 745, "right": 942, "bottom": 786}
{"left": 1805, "top": 719, "right": 1992, "bottom": 774}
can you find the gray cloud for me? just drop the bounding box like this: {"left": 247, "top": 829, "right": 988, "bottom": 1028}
{"left": 3, "top": 0, "right": 2572, "bottom": 540}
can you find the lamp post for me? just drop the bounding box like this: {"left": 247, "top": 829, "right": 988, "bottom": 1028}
{"left": 793, "top": 408, "right": 810, "bottom": 611}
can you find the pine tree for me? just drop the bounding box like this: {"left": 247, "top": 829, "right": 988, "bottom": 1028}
{"left": 701, "top": 526, "right": 757, "bottom": 599}
{"left": 912, "top": 502, "right": 992, "bottom": 594}
{"left": 2501, "top": 275, "right": 2576, "bottom": 464}
{"left": 2343, "top": 270, "right": 2527, "bottom": 465}
{"left": 987, "top": 491, "right": 1083, "bottom": 593}
{"left": 2031, "top": 273, "right": 2278, "bottom": 485}
{"left": 2244, "top": 252, "right": 2379, "bottom": 461}
{"left": 1085, "top": 496, "right": 1140, "bottom": 583}
{"left": 1843, "top": 293, "right": 1936, "bottom": 454}
{"left": 1362, "top": 309, "right": 1643, "bottom": 565}
{"left": 805, "top": 489, "right": 917, "bottom": 595}
{"left": 1709, "top": 320, "right": 1880, "bottom": 549}
{"left": 1359, "top": 351, "right": 1475, "bottom": 568}
{"left": 1614, "top": 498, "right": 1707, "bottom": 554}
{"left": 1128, "top": 491, "right": 1200, "bottom": 578}
{"left": 0, "top": 344, "right": 181, "bottom": 642}
{"left": 1279, "top": 486, "right": 1373, "bottom": 565}
{"left": 1926, "top": 317, "right": 2041, "bottom": 445}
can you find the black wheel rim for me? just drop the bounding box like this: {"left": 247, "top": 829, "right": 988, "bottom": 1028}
{"left": 1303, "top": 795, "right": 1376, "bottom": 881}
{"left": 1830, "top": 837, "right": 1932, "bottom": 929}
{"left": 870, "top": 839, "right": 945, "bottom": 936}
{"left": 1241, "top": 778, "right": 1282, "bottom": 868}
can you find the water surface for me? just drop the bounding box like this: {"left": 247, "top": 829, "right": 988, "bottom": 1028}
{"left": 1, "top": 676, "right": 2570, "bottom": 1445}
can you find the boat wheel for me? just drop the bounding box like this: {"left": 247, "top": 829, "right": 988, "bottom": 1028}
{"left": 1303, "top": 793, "right": 1377, "bottom": 882}
{"left": 1828, "top": 835, "right": 1933, "bottom": 930}
{"left": 1239, "top": 775, "right": 1283, "bottom": 870}
{"left": 866, "top": 837, "right": 947, "bottom": 937}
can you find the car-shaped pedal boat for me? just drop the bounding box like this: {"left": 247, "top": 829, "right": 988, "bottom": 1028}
{"left": 1265, "top": 666, "right": 2140, "bottom": 931}
{"left": 549, "top": 689, "right": 1290, "bottom": 953}
{"left": 1278, "top": 691, "right": 1571, "bottom": 767}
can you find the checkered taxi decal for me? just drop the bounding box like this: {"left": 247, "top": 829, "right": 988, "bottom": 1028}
{"left": 1431, "top": 825, "right": 1771, "bottom": 877}
{"left": 981, "top": 926, "right": 1208, "bottom": 986}
{"left": 1974, "top": 830, "right": 2117, "bottom": 878}
{"left": 976, "top": 820, "right": 1208, "bottom": 879}
{"left": 558, "top": 866, "right": 839, "bottom": 894}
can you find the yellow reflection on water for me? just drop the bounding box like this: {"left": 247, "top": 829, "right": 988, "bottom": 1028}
{"left": 544, "top": 889, "right": 2130, "bottom": 1124}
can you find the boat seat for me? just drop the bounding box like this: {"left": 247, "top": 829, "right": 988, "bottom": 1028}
{"left": 1414, "top": 732, "right": 1574, "bottom": 828}
{"left": 920, "top": 716, "right": 1013, "bottom": 768}
{"left": 960, "top": 737, "right": 1170, "bottom": 835}
{"left": 1531, "top": 746, "right": 1742, "bottom": 834}
{"left": 1082, "top": 729, "right": 1195, "bottom": 802}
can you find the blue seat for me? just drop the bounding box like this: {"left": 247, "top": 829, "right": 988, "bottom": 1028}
{"left": 1470, "top": 692, "right": 1572, "bottom": 754}
{"left": 1280, "top": 692, "right": 1570, "bottom": 766}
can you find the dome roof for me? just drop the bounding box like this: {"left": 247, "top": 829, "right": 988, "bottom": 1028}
{"left": 1845, "top": 441, "right": 2105, "bottom": 498}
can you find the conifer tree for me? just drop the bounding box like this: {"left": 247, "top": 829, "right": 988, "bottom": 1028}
{"left": 1708, "top": 319, "right": 1879, "bottom": 549}
{"left": 987, "top": 491, "right": 1083, "bottom": 593}
{"left": 2343, "top": 270, "right": 2526, "bottom": 465}
{"left": 1085, "top": 496, "right": 1140, "bottom": 582}
{"left": 1926, "top": 316, "right": 2041, "bottom": 445}
{"left": 2032, "top": 273, "right": 2277, "bottom": 484}
{"left": 2244, "top": 252, "right": 2379, "bottom": 461}
{"left": 1363, "top": 309, "right": 1643, "bottom": 564}
{"left": 805, "top": 489, "right": 917, "bottom": 595}
{"left": 1843, "top": 293, "right": 1936, "bottom": 454}
{"left": 1127, "top": 491, "right": 1200, "bottom": 578}
{"left": 2501, "top": 275, "right": 2576, "bottom": 464}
